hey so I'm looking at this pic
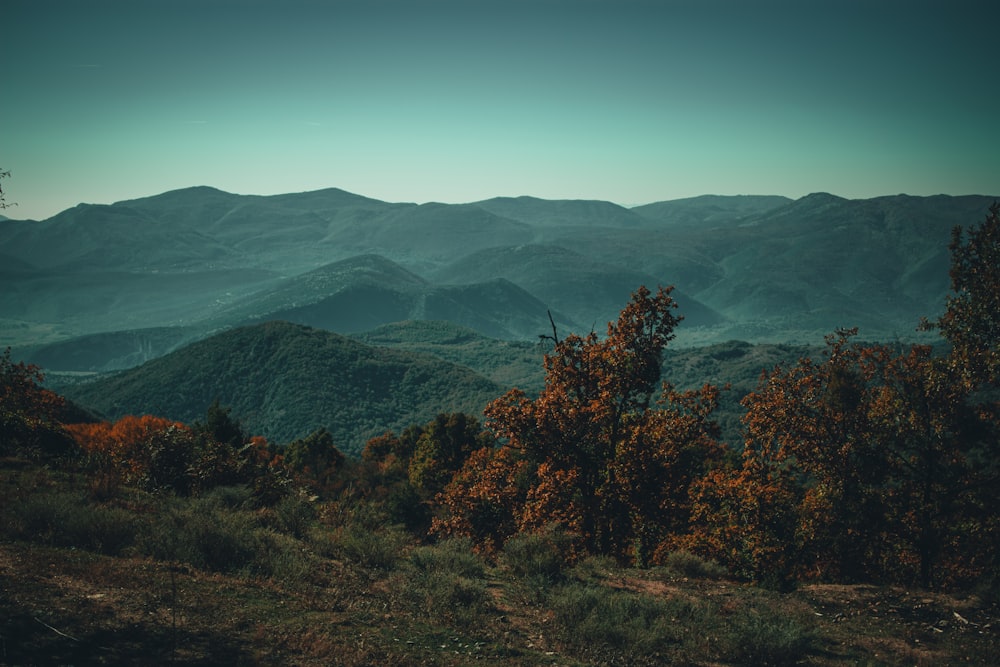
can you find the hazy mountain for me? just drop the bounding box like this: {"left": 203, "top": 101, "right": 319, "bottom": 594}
{"left": 19, "top": 327, "right": 195, "bottom": 372}
{"left": 354, "top": 319, "right": 547, "bottom": 395}
{"left": 474, "top": 196, "right": 649, "bottom": 229}
{"left": 59, "top": 321, "right": 502, "bottom": 454}
{"left": 429, "top": 243, "right": 725, "bottom": 332}
{"left": 630, "top": 194, "right": 792, "bottom": 226}
{"left": 209, "top": 254, "right": 575, "bottom": 340}
{"left": 3, "top": 185, "right": 995, "bottom": 365}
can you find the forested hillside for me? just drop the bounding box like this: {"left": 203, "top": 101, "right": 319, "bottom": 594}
{"left": 59, "top": 321, "right": 502, "bottom": 452}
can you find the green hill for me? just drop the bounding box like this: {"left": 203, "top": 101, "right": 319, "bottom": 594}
{"left": 60, "top": 321, "right": 503, "bottom": 454}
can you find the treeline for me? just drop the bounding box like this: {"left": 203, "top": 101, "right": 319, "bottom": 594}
{"left": 2, "top": 204, "right": 997, "bottom": 592}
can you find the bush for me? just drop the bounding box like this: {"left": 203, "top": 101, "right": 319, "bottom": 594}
{"left": 403, "top": 568, "right": 491, "bottom": 628}
{"left": 410, "top": 537, "right": 484, "bottom": 579}
{"left": 548, "top": 581, "right": 695, "bottom": 657}
{"left": 654, "top": 550, "right": 729, "bottom": 580}
{"left": 273, "top": 493, "right": 317, "bottom": 539}
{"left": 8, "top": 492, "right": 137, "bottom": 555}
{"left": 139, "top": 500, "right": 316, "bottom": 583}
{"left": 252, "top": 528, "right": 314, "bottom": 583}
{"left": 567, "top": 554, "right": 618, "bottom": 582}
{"left": 719, "top": 605, "right": 815, "bottom": 666}
{"left": 400, "top": 538, "right": 491, "bottom": 628}
{"left": 501, "top": 525, "right": 574, "bottom": 582}
{"left": 336, "top": 523, "right": 408, "bottom": 571}
{"left": 140, "top": 503, "right": 259, "bottom": 573}
{"left": 198, "top": 484, "right": 254, "bottom": 510}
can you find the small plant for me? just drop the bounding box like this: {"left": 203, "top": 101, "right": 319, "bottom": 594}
{"left": 654, "top": 550, "right": 729, "bottom": 580}
{"left": 410, "top": 537, "right": 484, "bottom": 579}
{"left": 719, "top": 604, "right": 815, "bottom": 666}
{"left": 336, "top": 523, "right": 408, "bottom": 570}
{"left": 399, "top": 538, "right": 491, "bottom": 628}
{"left": 501, "top": 524, "right": 574, "bottom": 581}
{"left": 548, "top": 580, "right": 695, "bottom": 659}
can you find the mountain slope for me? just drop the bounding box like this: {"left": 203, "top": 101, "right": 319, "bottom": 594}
{"left": 211, "top": 254, "right": 571, "bottom": 340}
{"left": 430, "top": 243, "right": 726, "bottom": 332}
{"left": 60, "top": 321, "right": 503, "bottom": 454}
{"left": 630, "top": 194, "right": 792, "bottom": 226}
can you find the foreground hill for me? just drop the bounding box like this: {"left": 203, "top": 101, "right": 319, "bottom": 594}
{"left": 59, "top": 321, "right": 502, "bottom": 453}
{"left": 3, "top": 460, "right": 996, "bottom": 666}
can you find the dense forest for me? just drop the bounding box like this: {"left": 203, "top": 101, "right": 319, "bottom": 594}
{"left": 2, "top": 203, "right": 998, "bottom": 664}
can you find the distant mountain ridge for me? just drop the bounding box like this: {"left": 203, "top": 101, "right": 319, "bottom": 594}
{"left": 2, "top": 186, "right": 996, "bottom": 373}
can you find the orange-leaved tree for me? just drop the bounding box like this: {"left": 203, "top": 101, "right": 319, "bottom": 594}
{"left": 1, "top": 347, "right": 70, "bottom": 457}
{"left": 66, "top": 414, "right": 196, "bottom": 493}
{"left": 433, "top": 286, "right": 724, "bottom": 563}
{"left": 862, "top": 342, "right": 999, "bottom": 588}
{"left": 925, "top": 201, "right": 1000, "bottom": 387}
{"left": 689, "top": 329, "right": 999, "bottom": 588}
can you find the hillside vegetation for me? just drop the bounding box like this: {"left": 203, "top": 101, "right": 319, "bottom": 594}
{"left": 58, "top": 321, "right": 501, "bottom": 453}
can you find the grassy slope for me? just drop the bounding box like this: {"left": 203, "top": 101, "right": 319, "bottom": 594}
{"left": 2, "top": 459, "right": 997, "bottom": 666}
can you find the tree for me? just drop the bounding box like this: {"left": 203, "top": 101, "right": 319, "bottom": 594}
{"left": 284, "top": 427, "right": 345, "bottom": 491}
{"left": 927, "top": 202, "right": 1000, "bottom": 386}
{"left": 189, "top": 401, "right": 253, "bottom": 490}
{"left": 863, "top": 343, "right": 999, "bottom": 588}
{"left": 694, "top": 331, "right": 999, "bottom": 588}
{"left": 407, "top": 413, "right": 491, "bottom": 498}
{"left": 0, "top": 168, "right": 14, "bottom": 209}
{"left": 0, "top": 347, "right": 69, "bottom": 457}
{"left": 66, "top": 414, "right": 196, "bottom": 493}
{"left": 435, "top": 286, "right": 724, "bottom": 563}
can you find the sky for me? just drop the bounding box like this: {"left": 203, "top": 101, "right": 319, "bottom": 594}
{"left": 3, "top": 0, "right": 998, "bottom": 221}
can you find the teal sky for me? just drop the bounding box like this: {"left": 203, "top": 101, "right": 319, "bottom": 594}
{"left": 3, "top": 0, "right": 997, "bottom": 220}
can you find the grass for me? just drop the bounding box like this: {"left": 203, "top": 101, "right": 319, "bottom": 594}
{"left": 2, "top": 457, "right": 998, "bottom": 666}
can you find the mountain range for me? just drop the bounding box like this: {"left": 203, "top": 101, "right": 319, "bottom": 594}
{"left": 4, "top": 186, "right": 992, "bottom": 372}
{"left": 2, "top": 186, "right": 994, "bottom": 450}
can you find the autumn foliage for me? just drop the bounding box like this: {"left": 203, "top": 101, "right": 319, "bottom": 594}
{"left": 0, "top": 348, "right": 70, "bottom": 457}
{"left": 432, "top": 286, "right": 724, "bottom": 564}
{"left": 685, "top": 203, "right": 1000, "bottom": 588}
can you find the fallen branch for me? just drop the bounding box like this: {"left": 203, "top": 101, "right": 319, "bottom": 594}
{"left": 34, "top": 617, "right": 79, "bottom": 642}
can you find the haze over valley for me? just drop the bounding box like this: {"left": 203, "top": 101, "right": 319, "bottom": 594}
{"left": 2, "top": 185, "right": 995, "bottom": 450}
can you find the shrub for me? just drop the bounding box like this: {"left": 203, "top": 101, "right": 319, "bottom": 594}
{"left": 654, "top": 550, "right": 729, "bottom": 580}
{"left": 501, "top": 525, "right": 574, "bottom": 581}
{"left": 719, "top": 605, "right": 815, "bottom": 666}
{"left": 140, "top": 500, "right": 261, "bottom": 574}
{"left": 403, "top": 568, "right": 491, "bottom": 628}
{"left": 548, "top": 581, "right": 694, "bottom": 657}
{"left": 273, "top": 493, "right": 317, "bottom": 539}
{"left": 8, "top": 492, "right": 137, "bottom": 555}
{"left": 252, "top": 528, "right": 315, "bottom": 583}
{"left": 398, "top": 538, "right": 491, "bottom": 628}
{"left": 198, "top": 484, "right": 254, "bottom": 510}
{"left": 567, "top": 553, "right": 619, "bottom": 582}
{"left": 336, "top": 523, "right": 408, "bottom": 571}
{"left": 410, "top": 537, "right": 484, "bottom": 579}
